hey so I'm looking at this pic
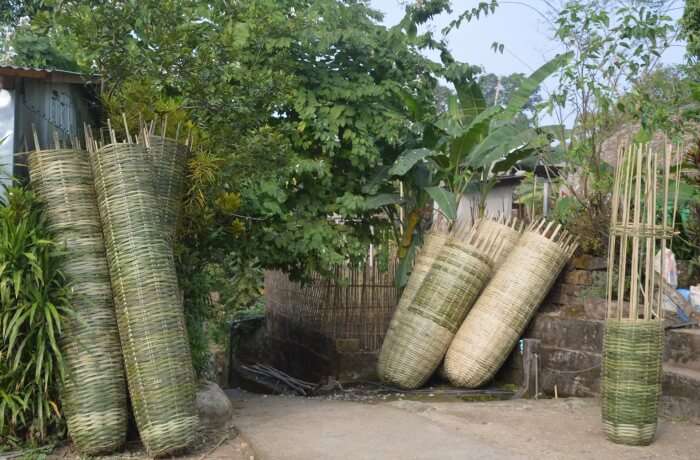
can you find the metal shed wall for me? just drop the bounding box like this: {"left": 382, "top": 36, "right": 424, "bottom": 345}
{"left": 13, "top": 78, "right": 95, "bottom": 152}
{"left": 0, "top": 89, "right": 14, "bottom": 191}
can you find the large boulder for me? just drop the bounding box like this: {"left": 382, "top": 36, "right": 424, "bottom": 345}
{"left": 196, "top": 381, "right": 233, "bottom": 427}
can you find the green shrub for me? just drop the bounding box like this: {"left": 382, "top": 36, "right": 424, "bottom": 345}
{"left": 0, "top": 186, "right": 72, "bottom": 449}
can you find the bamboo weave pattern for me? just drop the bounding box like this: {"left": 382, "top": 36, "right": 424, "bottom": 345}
{"left": 602, "top": 320, "right": 664, "bottom": 445}
{"left": 142, "top": 134, "right": 189, "bottom": 242}
{"left": 88, "top": 139, "right": 197, "bottom": 456}
{"left": 476, "top": 216, "right": 523, "bottom": 268}
{"left": 28, "top": 148, "right": 128, "bottom": 455}
{"left": 601, "top": 143, "right": 680, "bottom": 446}
{"left": 378, "top": 227, "right": 498, "bottom": 389}
{"left": 444, "top": 220, "right": 577, "bottom": 388}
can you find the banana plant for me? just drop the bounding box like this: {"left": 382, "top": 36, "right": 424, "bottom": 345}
{"left": 383, "top": 52, "right": 572, "bottom": 284}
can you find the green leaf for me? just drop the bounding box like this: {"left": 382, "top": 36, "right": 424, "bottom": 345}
{"left": 396, "top": 241, "right": 418, "bottom": 289}
{"left": 361, "top": 165, "right": 390, "bottom": 194}
{"left": 449, "top": 105, "right": 503, "bottom": 168}
{"left": 499, "top": 52, "right": 572, "bottom": 120}
{"left": 492, "top": 147, "right": 537, "bottom": 173}
{"left": 362, "top": 194, "right": 403, "bottom": 210}
{"left": 454, "top": 79, "right": 486, "bottom": 126}
{"left": 389, "top": 148, "right": 437, "bottom": 176}
{"left": 466, "top": 121, "right": 540, "bottom": 169}
{"left": 424, "top": 186, "right": 457, "bottom": 221}
{"left": 394, "top": 87, "right": 425, "bottom": 121}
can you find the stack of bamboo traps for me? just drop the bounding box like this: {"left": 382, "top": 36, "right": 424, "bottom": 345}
{"left": 601, "top": 143, "right": 681, "bottom": 446}
{"left": 444, "top": 218, "right": 578, "bottom": 388}
{"left": 27, "top": 133, "right": 128, "bottom": 455}
{"left": 86, "top": 120, "right": 197, "bottom": 456}
{"left": 378, "top": 218, "right": 502, "bottom": 389}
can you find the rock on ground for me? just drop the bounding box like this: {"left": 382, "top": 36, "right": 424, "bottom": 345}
{"left": 197, "top": 380, "right": 234, "bottom": 427}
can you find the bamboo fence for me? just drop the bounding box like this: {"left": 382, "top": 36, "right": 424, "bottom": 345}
{"left": 601, "top": 143, "right": 681, "bottom": 446}
{"left": 266, "top": 254, "right": 400, "bottom": 356}
{"left": 378, "top": 222, "right": 502, "bottom": 389}
{"left": 27, "top": 135, "right": 127, "bottom": 455}
{"left": 444, "top": 219, "right": 577, "bottom": 388}
{"left": 86, "top": 123, "right": 197, "bottom": 456}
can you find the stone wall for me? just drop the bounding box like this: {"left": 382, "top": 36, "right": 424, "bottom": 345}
{"left": 497, "top": 255, "right": 608, "bottom": 397}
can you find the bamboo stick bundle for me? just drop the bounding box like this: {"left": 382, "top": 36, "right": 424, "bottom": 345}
{"left": 378, "top": 220, "right": 502, "bottom": 389}
{"left": 86, "top": 123, "right": 197, "bottom": 456}
{"left": 444, "top": 219, "right": 577, "bottom": 387}
{"left": 601, "top": 143, "right": 681, "bottom": 446}
{"left": 27, "top": 135, "right": 128, "bottom": 455}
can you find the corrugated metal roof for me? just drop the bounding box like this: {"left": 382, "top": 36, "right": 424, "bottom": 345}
{"left": 0, "top": 64, "right": 97, "bottom": 84}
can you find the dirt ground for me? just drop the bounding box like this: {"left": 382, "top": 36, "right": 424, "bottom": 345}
{"left": 48, "top": 422, "right": 255, "bottom": 460}
{"left": 230, "top": 392, "right": 700, "bottom": 460}
{"left": 47, "top": 391, "right": 700, "bottom": 460}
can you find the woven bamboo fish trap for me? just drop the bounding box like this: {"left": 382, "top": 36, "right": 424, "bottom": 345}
{"left": 435, "top": 215, "right": 523, "bottom": 380}
{"left": 378, "top": 223, "right": 501, "bottom": 389}
{"left": 444, "top": 219, "right": 577, "bottom": 388}
{"left": 86, "top": 126, "right": 197, "bottom": 456}
{"left": 377, "top": 220, "right": 450, "bottom": 385}
{"left": 601, "top": 143, "right": 680, "bottom": 446}
{"left": 27, "top": 140, "right": 128, "bottom": 455}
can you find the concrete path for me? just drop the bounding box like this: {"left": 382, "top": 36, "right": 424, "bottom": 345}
{"left": 229, "top": 393, "right": 700, "bottom": 460}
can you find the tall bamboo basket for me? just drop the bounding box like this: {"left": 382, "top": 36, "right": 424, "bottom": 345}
{"left": 86, "top": 126, "right": 197, "bottom": 456}
{"left": 27, "top": 142, "right": 128, "bottom": 455}
{"left": 601, "top": 143, "right": 680, "bottom": 446}
{"left": 435, "top": 215, "right": 523, "bottom": 379}
{"left": 378, "top": 223, "right": 501, "bottom": 389}
{"left": 444, "top": 219, "right": 577, "bottom": 388}
{"left": 377, "top": 220, "right": 450, "bottom": 384}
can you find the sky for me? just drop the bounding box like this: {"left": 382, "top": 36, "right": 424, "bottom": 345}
{"left": 368, "top": 0, "right": 687, "bottom": 126}
{"left": 369, "top": 0, "right": 687, "bottom": 76}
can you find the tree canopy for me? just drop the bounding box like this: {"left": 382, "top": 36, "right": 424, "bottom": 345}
{"left": 683, "top": 0, "right": 700, "bottom": 60}
{"left": 6, "top": 0, "right": 448, "bottom": 278}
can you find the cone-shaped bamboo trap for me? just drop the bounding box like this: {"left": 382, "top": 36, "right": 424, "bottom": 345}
{"left": 601, "top": 143, "right": 680, "bottom": 446}
{"left": 27, "top": 135, "right": 128, "bottom": 455}
{"left": 444, "top": 218, "right": 577, "bottom": 388}
{"left": 86, "top": 123, "right": 197, "bottom": 456}
{"left": 377, "top": 216, "right": 450, "bottom": 385}
{"left": 378, "top": 220, "right": 502, "bottom": 389}
{"left": 435, "top": 215, "right": 524, "bottom": 379}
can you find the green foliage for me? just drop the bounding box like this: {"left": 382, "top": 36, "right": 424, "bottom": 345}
{"left": 206, "top": 256, "right": 264, "bottom": 345}
{"left": 5, "top": 0, "right": 455, "bottom": 373}
{"left": 683, "top": 0, "right": 700, "bottom": 60}
{"left": 544, "top": 0, "right": 675, "bottom": 255}
{"left": 20, "top": 0, "right": 445, "bottom": 281}
{"left": 616, "top": 65, "right": 694, "bottom": 136}
{"left": 671, "top": 145, "right": 700, "bottom": 278}
{"left": 0, "top": 187, "right": 71, "bottom": 448}
{"left": 379, "top": 53, "right": 570, "bottom": 281}
{"left": 387, "top": 53, "right": 570, "bottom": 219}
